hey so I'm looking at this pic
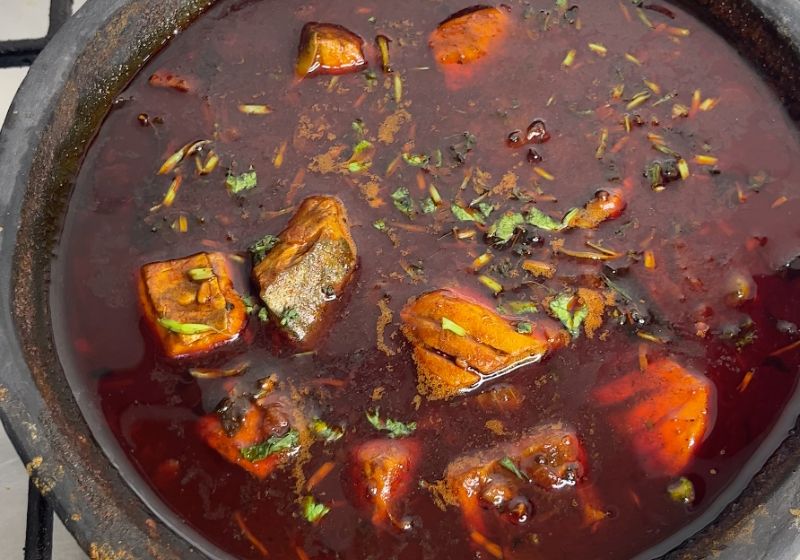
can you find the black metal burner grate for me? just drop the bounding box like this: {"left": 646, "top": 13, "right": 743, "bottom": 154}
{"left": 3, "top": 4, "right": 76, "bottom": 557}
{"left": 0, "top": 0, "right": 73, "bottom": 68}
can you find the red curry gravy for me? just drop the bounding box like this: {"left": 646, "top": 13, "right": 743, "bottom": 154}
{"left": 51, "top": 0, "right": 800, "bottom": 558}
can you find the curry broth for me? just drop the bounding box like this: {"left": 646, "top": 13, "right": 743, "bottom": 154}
{"left": 51, "top": 0, "right": 800, "bottom": 558}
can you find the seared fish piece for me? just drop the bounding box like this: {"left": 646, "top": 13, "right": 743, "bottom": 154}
{"left": 138, "top": 251, "right": 247, "bottom": 359}
{"left": 253, "top": 195, "right": 357, "bottom": 343}
{"left": 401, "top": 289, "right": 568, "bottom": 400}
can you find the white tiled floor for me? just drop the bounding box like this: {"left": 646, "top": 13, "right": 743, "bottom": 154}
{"left": 1, "top": 2, "right": 90, "bottom": 558}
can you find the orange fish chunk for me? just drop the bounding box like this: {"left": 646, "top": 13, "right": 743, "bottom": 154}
{"left": 198, "top": 393, "right": 300, "bottom": 479}
{"left": 593, "top": 358, "right": 715, "bottom": 477}
{"left": 349, "top": 439, "right": 420, "bottom": 527}
{"left": 138, "top": 252, "right": 247, "bottom": 359}
{"left": 444, "top": 423, "right": 587, "bottom": 530}
{"left": 401, "top": 290, "right": 568, "bottom": 399}
{"left": 296, "top": 22, "right": 367, "bottom": 78}
{"left": 564, "top": 189, "right": 626, "bottom": 229}
{"left": 429, "top": 6, "right": 510, "bottom": 66}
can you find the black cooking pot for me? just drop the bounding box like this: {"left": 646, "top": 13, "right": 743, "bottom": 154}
{"left": 0, "top": 0, "right": 799, "bottom": 558}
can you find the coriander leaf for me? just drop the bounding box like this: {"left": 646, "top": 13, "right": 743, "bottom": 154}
{"left": 373, "top": 218, "right": 387, "bottom": 231}
{"left": 516, "top": 321, "right": 533, "bottom": 334}
{"left": 487, "top": 213, "right": 525, "bottom": 244}
{"left": 451, "top": 204, "right": 485, "bottom": 224}
{"left": 352, "top": 118, "right": 366, "bottom": 137}
{"left": 345, "top": 140, "right": 374, "bottom": 173}
{"left": 420, "top": 197, "right": 436, "bottom": 214}
{"left": 309, "top": 418, "right": 344, "bottom": 443}
{"left": 667, "top": 477, "right": 695, "bottom": 504}
{"left": 366, "top": 408, "right": 417, "bottom": 438}
{"left": 242, "top": 295, "right": 257, "bottom": 315}
{"left": 497, "top": 301, "right": 538, "bottom": 315}
{"left": 526, "top": 207, "right": 564, "bottom": 231}
{"left": 226, "top": 169, "right": 258, "bottom": 194}
{"left": 499, "top": 457, "right": 528, "bottom": 481}
{"left": 403, "top": 153, "right": 430, "bottom": 167}
{"left": 302, "top": 496, "right": 330, "bottom": 523}
{"left": 442, "top": 317, "right": 467, "bottom": 336}
{"left": 249, "top": 234, "right": 280, "bottom": 262}
{"left": 560, "top": 207, "right": 581, "bottom": 229}
{"left": 548, "top": 292, "right": 588, "bottom": 338}
{"left": 450, "top": 131, "right": 476, "bottom": 165}
{"left": 391, "top": 187, "right": 416, "bottom": 218}
{"left": 240, "top": 429, "right": 299, "bottom": 462}
{"left": 280, "top": 307, "right": 300, "bottom": 327}
{"left": 347, "top": 161, "right": 371, "bottom": 173}
{"left": 157, "top": 318, "right": 216, "bottom": 335}
{"left": 257, "top": 307, "right": 269, "bottom": 322}
{"left": 477, "top": 202, "right": 495, "bottom": 219}
{"left": 187, "top": 267, "right": 214, "bottom": 281}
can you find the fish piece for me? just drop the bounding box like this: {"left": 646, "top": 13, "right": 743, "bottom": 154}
{"left": 349, "top": 439, "right": 420, "bottom": 527}
{"left": 563, "top": 189, "right": 627, "bottom": 229}
{"left": 429, "top": 6, "right": 510, "bottom": 66}
{"left": 138, "top": 252, "right": 247, "bottom": 359}
{"left": 401, "top": 290, "right": 568, "bottom": 399}
{"left": 198, "top": 391, "right": 301, "bottom": 479}
{"left": 252, "top": 196, "right": 357, "bottom": 343}
{"left": 296, "top": 22, "right": 367, "bottom": 78}
{"left": 443, "top": 423, "right": 587, "bottom": 529}
{"left": 593, "top": 358, "right": 715, "bottom": 476}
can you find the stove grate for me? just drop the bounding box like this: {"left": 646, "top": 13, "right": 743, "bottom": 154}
{"left": 0, "top": 0, "right": 73, "bottom": 68}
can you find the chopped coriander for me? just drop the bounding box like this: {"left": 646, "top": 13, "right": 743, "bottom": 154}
{"left": 187, "top": 267, "right": 214, "bottom": 281}
{"left": 499, "top": 457, "right": 528, "bottom": 481}
{"left": 451, "top": 204, "right": 485, "bottom": 224}
{"left": 497, "top": 301, "right": 538, "bottom": 315}
{"left": 157, "top": 318, "right": 216, "bottom": 335}
{"left": 364, "top": 69, "right": 378, "bottom": 86}
{"left": 240, "top": 429, "right": 299, "bottom": 462}
{"left": 449, "top": 131, "right": 476, "bottom": 164}
{"left": 257, "top": 307, "right": 269, "bottom": 322}
{"left": 478, "top": 274, "right": 504, "bottom": 295}
{"left": 352, "top": 118, "right": 366, "bottom": 137}
{"left": 347, "top": 161, "right": 370, "bottom": 173}
{"left": 526, "top": 207, "right": 565, "bottom": 231}
{"left": 516, "top": 321, "right": 533, "bottom": 334}
{"left": 225, "top": 168, "right": 258, "bottom": 194}
{"left": 403, "top": 153, "right": 430, "bottom": 167}
{"left": 373, "top": 218, "right": 387, "bottom": 231}
{"left": 345, "top": 140, "right": 374, "bottom": 173}
{"left": 280, "top": 307, "right": 300, "bottom": 327}
{"left": 302, "top": 496, "right": 331, "bottom": 523}
{"left": 309, "top": 418, "right": 344, "bottom": 443}
{"left": 421, "top": 197, "right": 436, "bottom": 214}
{"left": 242, "top": 295, "right": 257, "bottom": 315}
{"left": 442, "top": 317, "right": 467, "bottom": 336}
{"left": 477, "top": 202, "right": 495, "bottom": 219}
{"left": 391, "top": 187, "right": 416, "bottom": 218}
{"left": 667, "top": 477, "right": 695, "bottom": 504}
{"left": 366, "top": 409, "right": 417, "bottom": 438}
{"left": 487, "top": 213, "right": 525, "bottom": 244}
{"left": 548, "top": 292, "right": 588, "bottom": 337}
{"left": 249, "top": 234, "right": 280, "bottom": 262}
